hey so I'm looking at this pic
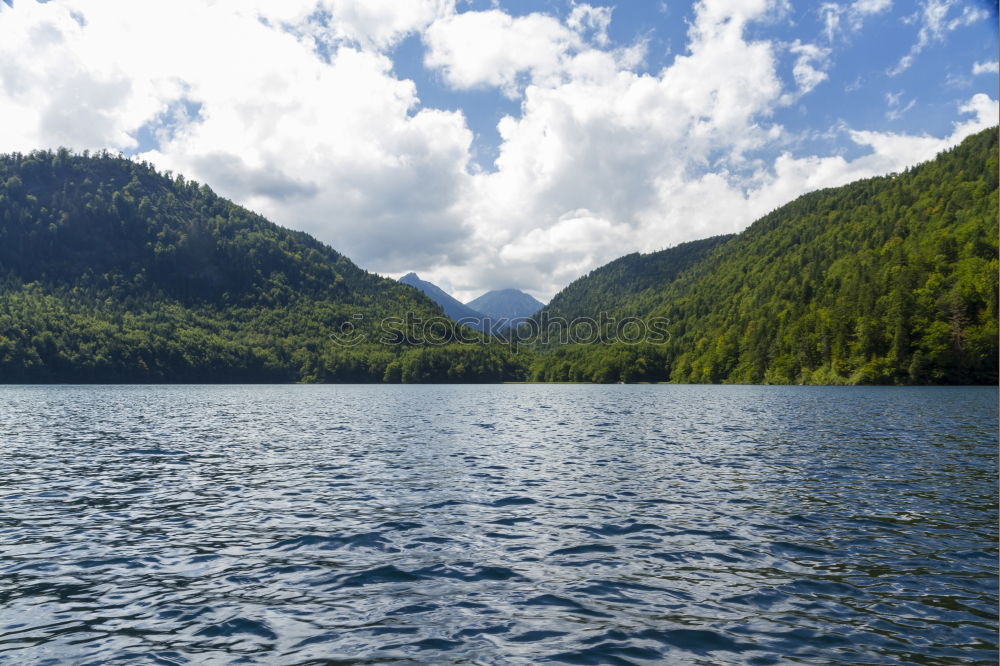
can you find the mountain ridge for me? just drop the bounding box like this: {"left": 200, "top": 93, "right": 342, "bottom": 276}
{"left": 0, "top": 149, "right": 524, "bottom": 382}
{"left": 0, "top": 128, "right": 994, "bottom": 384}
{"left": 466, "top": 288, "right": 544, "bottom": 325}
{"left": 398, "top": 272, "right": 487, "bottom": 330}
{"left": 529, "top": 127, "right": 998, "bottom": 385}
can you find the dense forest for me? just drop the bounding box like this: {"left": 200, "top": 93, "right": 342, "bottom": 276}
{"left": 0, "top": 149, "right": 526, "bottom": 382}
{"left": 528, "top": 127, "right": 998, "bottom": 385}
{"left": 539, "top": 234, "right": 733, "bottom": 323}
{"left": 0, "top": 128, "right": 996, "bottom": 384}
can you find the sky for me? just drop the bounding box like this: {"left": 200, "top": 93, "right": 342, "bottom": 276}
{"left": 0, "top": 0, "right": 997, "bottom": 301}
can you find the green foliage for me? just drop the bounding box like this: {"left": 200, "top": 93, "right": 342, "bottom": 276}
{"left": 0, "top": 149, "right": 523, "bottom": 383}
{"left": 2, "top": 128, "right": 995, "bottom": 385}
{"left": 531, "top": 128, "right": 999, "bottom": 385}
{"left": 527, "top": 343, "right": 672, "bottom": 383}
{"left": 540, "top": 234, "right": 733, "bottom": 323}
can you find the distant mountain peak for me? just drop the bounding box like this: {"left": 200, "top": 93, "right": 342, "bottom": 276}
{"left": 396, "top": 277, "right": 546, "bottom": 333}
{"left": 398, "top": 273, "right": 486, "bottom": 331}
{"left": 466, "top": 288, "right": 545, "bottom": 325}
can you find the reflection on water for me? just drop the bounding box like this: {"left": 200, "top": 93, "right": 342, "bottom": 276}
{"left": 0, "top": 385, "right": 996, "bottom": 664}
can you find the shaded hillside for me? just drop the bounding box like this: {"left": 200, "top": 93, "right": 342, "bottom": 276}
{"left": 398, "top": 272, "right": 486, "bottom": 330}
{"left": 0, "top": 149, "right": 524, "bottom": 382}
{"left": 539, "top": 234, "right": 733, "bottom": 321}
{"left": 530, "top": 128, "right": 999, "bottom": 385}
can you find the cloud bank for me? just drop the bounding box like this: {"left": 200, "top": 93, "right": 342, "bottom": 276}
{"left": 0, "top": 0, "right": 995, "bottom": 300}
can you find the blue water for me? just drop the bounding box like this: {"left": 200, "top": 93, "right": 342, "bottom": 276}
{"left": 0, "top": 385, "right": 996, "bottom": 665}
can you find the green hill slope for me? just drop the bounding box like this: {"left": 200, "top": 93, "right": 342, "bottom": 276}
{"left": 530, "top": 127, "right": 998, "bottom": 385}
{"left": 539, "top": 234, "right": 733, "bottom": 321}
{"left": 0, "top": 149, "right": 523, "bottom": 383}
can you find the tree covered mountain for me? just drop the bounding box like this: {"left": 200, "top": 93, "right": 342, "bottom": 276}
{"left": 538, "top": 234, "right": 732, "bottom": 323}
{"left": 0, "top": 149, "right": 525, "bottom": 382}
{"left": 529, "top": 127, "right": 998, "bottom": 385}
{"left": 398, "top": 272, "right": 487, "bottom": 330}
{"left": 466, "top": 289, "right": 545, "bottom": 326}
{"left": 1, "top": 129, "right": 994, "bottom": 385}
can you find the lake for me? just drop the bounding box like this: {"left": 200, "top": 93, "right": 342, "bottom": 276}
{"left": 0, "top": 385, "right": 996, "bottom": 664}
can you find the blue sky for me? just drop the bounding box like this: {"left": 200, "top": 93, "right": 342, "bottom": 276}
{"left": 0, "top": 0, "right": 997, "bottom": 299}
{"left": 394, "top": 0, "right": 998, "bottom": 170}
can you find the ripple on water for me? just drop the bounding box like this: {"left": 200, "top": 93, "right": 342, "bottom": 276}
{"left": 0, "top": 384, "right": 996, "bottom": 664}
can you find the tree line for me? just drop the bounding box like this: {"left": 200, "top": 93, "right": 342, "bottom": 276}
{"left": 1, "top": 128, "right": 996, "bottom": 384}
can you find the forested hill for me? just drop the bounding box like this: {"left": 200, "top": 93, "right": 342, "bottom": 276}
{"left": 2, "top": 129, "right": 996, "bottom": 385}
{"left": 539, "top": 234, "right": 733, "bottom": 321}
{"left": 0, "top": 149, "right": 391, "bottom": 305}
{"left": 530, "top": 127, "right": 999, "bottom": 385}
{"left": 0, "top": 149, "right": 524, "bottom": 382}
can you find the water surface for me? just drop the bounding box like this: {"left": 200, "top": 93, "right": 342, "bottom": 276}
{"left": 0, "top": 385, "right": 996, "bottom": 664}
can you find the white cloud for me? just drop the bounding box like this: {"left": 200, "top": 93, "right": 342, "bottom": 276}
{"left": 0, "top": 1, "right": 164, "bottom": 152}
{"left": 821, "top": 3, "right": 842, "bottom": 42}
{"left": 423, "top": 0, "right": 792, "bottom": 297}
{"left": 321, "top": 0, "right": 454, "bottom": 49}
{"left": 852, "top": 0, "right": 893, "bottom": 14}
{"left": 884, "top": 90, "right": 916, "bottom": 120}
{"left": 775, "top": 93, "right": 997, "bottom": 193}
{"left": 886, "top": 99, "right": 916, "bottom": 120}
{"left": 955, "top": 92, "right": 1000, "bottom": 135}
{"left": 423, "top": 10, "right": 581, "bottom": 97}
{"left": 821, "top": 0, "right": 892, "bottom": 41}
{"left": 0, "top": 0, "right": 994, "bottom": 302}
{"left": 0, "top": 0, "right": 475, "bottom": 270}
{"left": 496, "top": 212, "right": 637, "bottom": 291}
{"left": 788, "top": 41, "right": 831, "bottom": 95}
{"left": 142, "top": 36, "right": 478, "bottom": 270}
{"left": 972, "top": 60, "right": 999, "bottom": 75}
{"left": 242, "top": 0, "right": 454, "bottom": 51}
{"left": 566, "top": 4, "right": 613, "bottom": 46}
{"left": 421, "top": 5, "right": 637, "bottom": 100}
{"left": 890, "top": 0, "right": 989, "bottom": 76}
